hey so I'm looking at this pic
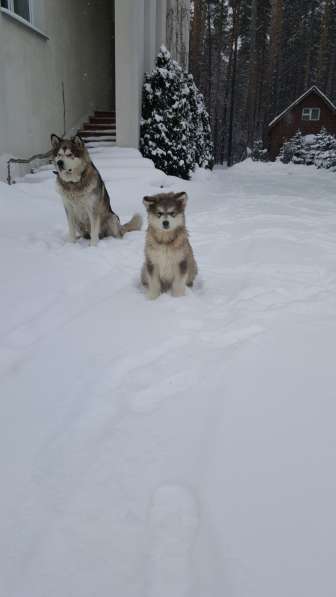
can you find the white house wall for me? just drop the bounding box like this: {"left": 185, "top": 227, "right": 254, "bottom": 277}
{"left": 114, "top": 0, "right": 144, "bottom": 148}
{"left": 114, "top": 0, "right": 168, "bottom": 148}
{"left": 0, "top": 0, "right": 114, "bottom": 160}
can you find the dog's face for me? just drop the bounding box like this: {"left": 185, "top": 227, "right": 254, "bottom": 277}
{"left": 51, "top": 134, "right": 87, "bottom": 182}
{"left": 143, "top": 192, "right": 188, "bottom": 231}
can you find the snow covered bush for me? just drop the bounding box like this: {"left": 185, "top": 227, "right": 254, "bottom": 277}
{"left": 278, "top": 131, "right": 305, "bottom": 164}
{"left": 251, "top": 139, "right": 268, "bottom": 162}
{"left": 302, "top": 135, "right": 316, "bottom": 166}
{"left": 312, "top": 128, "right": 336, "bottom": 170}
{"left": 140, "top": 46, "right": 214, "bottom": 179}
{"left": 279, "top": 130, "right": 306, "bottom": 165}
{"left": 184, "top": 73, "right": 214, "bottom": 170}
{"left": 140, "top": 47, "right": 192, "bottom": 179}
{"left": 278, "top": 139, "right": 294, "bottom": 164}
{"left": 279, "top": 128, "right": 336, "bottom": 171}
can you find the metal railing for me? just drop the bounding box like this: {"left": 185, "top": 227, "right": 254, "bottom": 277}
{"left": 7, "top": 150, "right": 53, "bottom": 185}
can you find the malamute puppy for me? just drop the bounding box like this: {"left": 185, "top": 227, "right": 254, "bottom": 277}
{"left": 141, "top": 192, "right": 198, "bottom": 299}
{"left": 51, "top": 134, "right": 142, "bottom": 246}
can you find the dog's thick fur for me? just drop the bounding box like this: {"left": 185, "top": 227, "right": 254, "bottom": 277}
{"left": 51, "top": 134, "right": 142, "bottom": 246}
{"left": 141, "top": 192, "right": 198, "bottom": 299}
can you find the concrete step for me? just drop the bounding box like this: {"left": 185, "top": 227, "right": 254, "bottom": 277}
{"left": 94, "top": 110, "right": 115, "bottom": 118}
{"left": 89, "top": 118, "right": 115, "bottom": 127}
{"left": 83, "top": 123, "right": 116, "bottom": 131}
{"left": 82, "top": 136, "right": 116, "bottom": 143}
{"left": 79, "top": 130, "right": 116, "bottom": 137}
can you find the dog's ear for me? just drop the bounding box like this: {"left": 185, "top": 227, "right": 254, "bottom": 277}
{"left": 143, "top": 196, "right": 156, "bottom": 210}
{"left": 71, "top": 135, "right": 84, "bottom": 150}
{"left": 174, "top": 192, "right": 188, "bottom": 208}
{"left": 51, "top": 134, "right": 62, "bottom": 149}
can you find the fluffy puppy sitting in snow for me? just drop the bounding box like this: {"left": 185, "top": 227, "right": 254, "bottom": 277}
{"left": 51, "top": 134, "right": 142, "bottom": 246}
{"left": 141, "top": 192, "right": 198, "bottom": 299}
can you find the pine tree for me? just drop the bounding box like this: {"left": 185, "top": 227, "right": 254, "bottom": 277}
{"left": 190, "top": 0, "right": 207, "bottom": 89}
{"left": 251, "top": 139, "right": 268, "bottom": 162}
{"left": 303, "top": 0, "right": 323, "bottom": 89}
{"left": 196, "top": 88, "right": 215, "bottom": 168}
{"left": 268, "top": 0, "right": 284, "bottom": 120}
{"left": 279, "top": 130, "right": 304, "bottom": 164}
{"left": 291, "top": 131, "right": 306, "bottom": 165}
{"left": 317, "top": 0, "right": 336, "bottom": 96}
{"left": 278, "top": 128, "right": 336, "bottom": 170}
{"left": 313, "top": 128, "right": 336, "bottom": 169}
{"left": 212, "top": 0, "right": 229, "bottom": 162}
{"left": 140, "top": 46, "right": 194, "bottom": 180}
{"left": 227, "top": 0, "right": 242, "bottom": 167}
{"left": 141, "top": 46, "right": 214, "bottom": 179}
{"left": 166, "top": 0, "right": 191, "bottom": 71}
{"left": 255, "top": 0, "right": 272, "bottom": 139}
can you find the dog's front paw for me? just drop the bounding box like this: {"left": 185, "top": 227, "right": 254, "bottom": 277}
{"left": 171, "top": 290, "right": 186, "bottom": 298}
{"left": 90, "top": 238, "right": 98, "bottom": 248}
{"left": 171, "top": 285, "right": 186, "bottom": 298}
{"left": 147, "top": 289, "right": 161, "bottom": 300}
{"left": 68, "top": 234, "right": 77, "bottom": 243}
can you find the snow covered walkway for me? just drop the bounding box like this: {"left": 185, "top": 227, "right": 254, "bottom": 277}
{"left": 1, "top": 150, "right": 336, "bottom": 597}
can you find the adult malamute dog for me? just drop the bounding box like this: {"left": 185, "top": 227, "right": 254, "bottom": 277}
{"left": 141, "top": 192, "right": 198, "bottom": 299}
{"left": 51, "top": 134, "right": 142, "bottom": 246}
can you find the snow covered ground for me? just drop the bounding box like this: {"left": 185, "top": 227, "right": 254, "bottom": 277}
{"left": 1, "top": 149, "right": 336, "bottom": 597}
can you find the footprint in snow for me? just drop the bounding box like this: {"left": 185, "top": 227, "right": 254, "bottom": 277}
{"left": 145, "top": 485, "right": 199, "bottom": 597}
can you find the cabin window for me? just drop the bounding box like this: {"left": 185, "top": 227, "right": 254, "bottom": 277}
{"left": 1, "top": 0, "right": 31, "bottom": 23}
{"left": 302, "top": 107, "right": 321, "bottom": 121}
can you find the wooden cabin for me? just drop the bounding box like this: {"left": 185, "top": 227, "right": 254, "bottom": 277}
{"left": 268, "top": 86, "right": 336, "bottom": 160}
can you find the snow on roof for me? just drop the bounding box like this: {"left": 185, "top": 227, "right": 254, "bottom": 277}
{"left": 268, "top": 86, "right": 336, "bottom": 129}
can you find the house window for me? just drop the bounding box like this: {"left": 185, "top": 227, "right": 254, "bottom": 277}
{"left": 1, "top": 0, "right": 31, "bottom": 23}
{"left": 302, "top": 107, "right": 321, "bottom": 121}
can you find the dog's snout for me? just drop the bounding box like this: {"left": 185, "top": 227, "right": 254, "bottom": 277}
{"left": 162, "top": 220, "right": 170, "bottom": 229}
{"left": 57, "top": 159, "right": 64, "bottom": 170}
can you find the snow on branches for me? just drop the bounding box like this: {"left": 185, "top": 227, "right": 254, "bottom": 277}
{"left": 279, "top": 128, "right": 336, "bottom": 171}
{"left": 251, "top": 139, "right": 268, "bottom": 162}
{"left": 140, "top": 46, "right": 214, "bottom": 180}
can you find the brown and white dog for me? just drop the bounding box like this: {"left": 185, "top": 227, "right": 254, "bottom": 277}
{"left": 51, "top": 134, "right": 142, "bottom": 246}
{"left": 141, "top": 192, "right": 198, "bottom": 299}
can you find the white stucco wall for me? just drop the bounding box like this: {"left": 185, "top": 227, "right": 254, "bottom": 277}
{"left": 114, "top": 0, "right": 144, "bottom": 148}
{"left": 114, "top": 0, "right": 168, "bottom": 148}
{"left": 0, "top": 0, "right": 114, "bottom": 160}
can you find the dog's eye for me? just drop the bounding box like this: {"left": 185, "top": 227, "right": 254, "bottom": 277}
{"left": 157, "top": 212, "right": 164, "bottom": 218}
{"left": 169, "top": 212, "right": 176, "bottom": 218}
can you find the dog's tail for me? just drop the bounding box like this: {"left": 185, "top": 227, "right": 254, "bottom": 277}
{"left": 121, "top": 213, "right": 142, "bottom": 235}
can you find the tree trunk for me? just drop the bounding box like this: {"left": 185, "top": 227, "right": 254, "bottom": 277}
{"left": 166, "top": 0, "right": 191, "bottom": 70}
{"left": 190, "top": 0, "right": 206, "bottom": 87}
{"left": 227, "top": 0, "right": 241, "bottom": 167}
{"left": 247, "top": 0, "right": 258, "bottom": 148}
{"left": 267, "top": 0, "right": 283, "bottom": 120}
{"left": 207, "top": 0, "right": 212, "bottom": 110}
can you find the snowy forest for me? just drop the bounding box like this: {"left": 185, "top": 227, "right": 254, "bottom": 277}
{"left": 189, "top": 0, "right": 336, "bottom": 164}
